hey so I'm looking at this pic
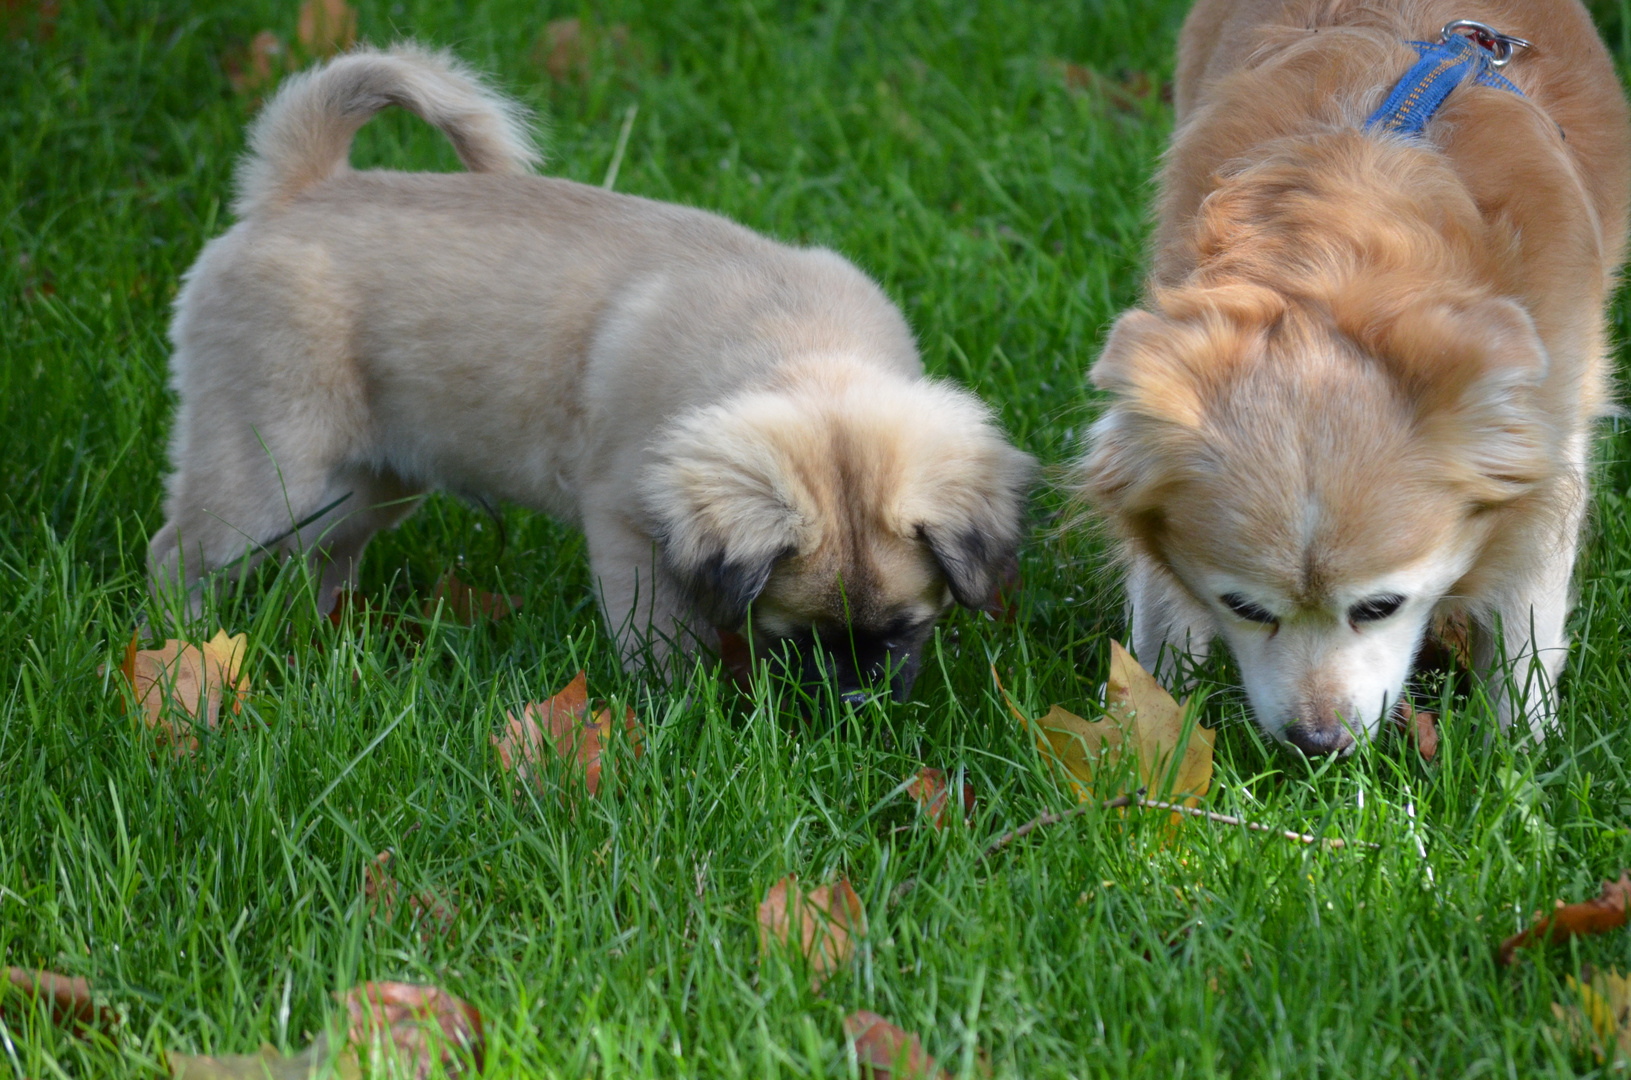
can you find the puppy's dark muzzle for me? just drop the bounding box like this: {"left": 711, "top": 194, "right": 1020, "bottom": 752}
{"left": 759, "top": 631, "right": 924, "bottom": 708}
{"left": 1283, "top": 720, "right": 1355, "bottom": 757}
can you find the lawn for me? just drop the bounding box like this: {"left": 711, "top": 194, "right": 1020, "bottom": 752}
{"left": 5, "top": 0, "right": 1631, "bottom": 1076}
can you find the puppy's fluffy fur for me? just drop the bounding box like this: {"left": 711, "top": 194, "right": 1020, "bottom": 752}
{"left": 151, "top": 45, "right": 1035, "bottom": 699}
{"left": 1076, "top": 0, "right": 1630, "bottom": 751}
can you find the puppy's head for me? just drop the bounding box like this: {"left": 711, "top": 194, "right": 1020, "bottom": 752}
{"left": 643, "top": 360, "right": 1036, "bottom": 705}
{"left": 1078, "top": 287, "right": 1556, "bottom": 753}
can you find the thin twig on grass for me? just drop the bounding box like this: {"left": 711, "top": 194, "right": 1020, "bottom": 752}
{"left": 979, "top": 793, "right": 1376, "bottom": 860}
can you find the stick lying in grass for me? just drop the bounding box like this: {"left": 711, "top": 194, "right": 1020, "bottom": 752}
{"left": 980, "top": 792, "right": 1377, "bottom": 860}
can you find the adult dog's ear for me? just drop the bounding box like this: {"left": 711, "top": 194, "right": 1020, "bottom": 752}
{"left": 641, "top": 399, "right": 809, "bottom": 629}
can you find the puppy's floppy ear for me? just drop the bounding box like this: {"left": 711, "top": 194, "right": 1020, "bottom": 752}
{"left": 641, "top": 400, "right": 807, "bottom": 629}
{"left": 900, "top": 391, "right": 1038, "bottom": 610}
{"left": 1363, "top": 296, "right": 1556, "bottom": 506}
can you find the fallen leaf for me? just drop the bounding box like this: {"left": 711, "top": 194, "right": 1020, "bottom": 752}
{"left": 340, "top": 982, "right": 484, "bottom": 1079}
{"left": 531, "top": 18, "right": 641, "bottom": 84}
{"left": 906, "top": 767, "right": 975, "bottom": 830}
{"left": 425, "top": 571, "right": 521, "bottom": 625}
{"left": 844, "top": 1011, "right": 950, "bottom": 1080}
{"left": 296, "top": 0, "right": 356, "bottom": 57}
{"left": 169, "top": 1040, "right": 356, "bottom": 1080}
{"left": 1498, "top": 872, "right": 1631, "bottom": 965}
{"left": 491, "top": 671, "right": 643, "bottom": 797}
{"left": 717, "top": 628, "right": 755, "bottom": 690}
{"left": 1554, "top": 965, "right": 1631, "bottom": 1063}
{"left": 327, "top": 589, "right": 424, "bottom": 650}
{"left": 2, "top": 968, "right": 118, "bottom": 1035}
{"left": 1047, "top": 60, "right": 1162, "bottom": 113}
{"left": 979, "top": 562, "right": 1021, "bottom": 623}
{"left": 757, "top": 876, "right": 867, "bottom": 992}
{"left": 1390, "top": 702, "right": 1439, "bottom": 761}
{"left": 364, "top": 851, "right": 457, "bottom": 942}
{"left": 1000, "top": 641, "right": 1214, "bottom": 810}
{"left": 0, "top": 0, "right": 56, "bottom": 40}
{"left": 224, "top": 31, "right": 287, "bottom": 95}
{"left": 118, "top": 630, "right": 250, "bottom": 755}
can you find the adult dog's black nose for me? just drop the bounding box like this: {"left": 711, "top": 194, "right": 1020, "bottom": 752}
{"left": 1283, "top": 721, "right": 1354, "bottom": 757}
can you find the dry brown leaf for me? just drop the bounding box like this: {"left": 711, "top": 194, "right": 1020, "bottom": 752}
{"left": 169, "top": 1041, "right": 357, "bottom": 1079}
{"left": 1390, "top": 702, "right": 1439, "bottom": 761}
{"left": 757, "top": 876, "right": 867, "bottom": 991}
{"left": 1498, "top": 872, "right": 1631, "bottom": 965}
{"left": 339, "top": 982, "right": 484, "bottom": 1079}
{"left": 224, "top": 31, "right": 287, "bottom": 95}
{"left": 1000, "top": 640, "right": 1213, "bottom": 811}
{"left": 491, "top": 671, "right": 643, "bottom": 797}
{"left": 425, "top": 571, "right": 521, "bottom": 625}
{"left": 906, "top": 768, "right": 975, "bottom": 830}
{"left": 1554, "top": 966, "right": 1631, "bottom": 1063}
{"left": 717, "top": 628, "right": 755, "bottom": 690}
{"left": 118, "top": 629, "right": 250, "bottom": 755}
{"left": 2, "top": 967, "right": 118, "bottom": 1035}
{"left": 532, "top": 17, "right": 640, "bottom": 84}
{"left": 364, "top": 851, "right": 457, "bottom": 942}
{"left": 327, "top": 589, "right": 423, "bottom": 650}
{"left": 844, "top": 1011, "right": 950, "bottom": 1079}
{"left": 296, "top": 0, "right": 356, "bottom": 57}
{"left": 1047, "top": 60, "right": 1162, "bottom": 112}
{"left": 1, "top": 0, "right": 58, "bottom": 41}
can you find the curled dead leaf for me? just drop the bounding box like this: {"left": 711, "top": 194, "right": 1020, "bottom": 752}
{"left": 224, "top": 31, "right": 287, "bottom": 95}
{"left": 906, "top": 767, "right": 975, "bottom": 830}
{"left": 297, "top": 0, "right": 356, "bottom": 57}
{"left": 425, "top": 572, "right": 521, "bottom": 625}
{"left": 533, "top": 18, "right": 640, "bottom": 85}
{"left": 169, "top": 1040, "right": 354, "bottom": 1079}
{"left": 118, "top": 629, "right": 250, "bottom": 755}
{"left": 339, "top": 982, "right": 484, "bottom": 1079}
{"left": 364, "top": 851, "right": 457, "bottom": 942}
{"left": 2, "top": 967, "right": 118, "bottom": 1035}
{"left": 757, "top": 875, "right": 867, "bottom": 992}
{"left": 1498, "top": 871, "right": 1631, "bottom": 965}
{"left": 844, "top": 1011, "right": 950, "bottom": 1079}
{"left": 491, "top": 671, "right": 643, "bottom": 797}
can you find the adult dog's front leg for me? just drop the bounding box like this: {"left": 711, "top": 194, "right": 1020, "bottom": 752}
{"left": 1476, "top": 531, "right": 1577, "bottom": 741}
{"left": 1127, "top": 553, "right": 1216, "bottom": 689}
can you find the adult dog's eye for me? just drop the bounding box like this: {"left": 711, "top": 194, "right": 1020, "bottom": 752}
{"left": 1349, "top": 594, "right": 1405, "bottom": 624}
{"left": 1220, "top": 593, "right": 1277, "bottom": 625}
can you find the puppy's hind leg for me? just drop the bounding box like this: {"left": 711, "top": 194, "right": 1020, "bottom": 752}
{"left": 300, "top": 466, "right": 425, "bottom": 610}
{"left": 1127, "top": 553, "right": 1216, "bottom": 688}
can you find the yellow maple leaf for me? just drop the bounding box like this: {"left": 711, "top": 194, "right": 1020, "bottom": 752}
{"left": 1000, "top": 640, "right": 1214, "bottom": 810}
{"left": 1554, "top": 967, "right": 1631, "bottom": 1062}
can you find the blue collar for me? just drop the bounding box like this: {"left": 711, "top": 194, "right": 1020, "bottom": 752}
{"left": 1365, "top": 33, "right": 1526, "bottom": 137}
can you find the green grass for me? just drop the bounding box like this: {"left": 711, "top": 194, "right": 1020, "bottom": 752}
{"left": 5, "top": 0, "right": 1631, "bottom": 1076}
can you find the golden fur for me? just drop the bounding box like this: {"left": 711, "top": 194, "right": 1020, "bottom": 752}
{"left": 150, "top": 45, "right": 1035, "bottom": 701}
{"left": 1076, "top": 0, "right": 1630, "bottom": 750}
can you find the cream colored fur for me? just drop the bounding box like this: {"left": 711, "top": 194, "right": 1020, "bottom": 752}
{"left": 1076, "top": 0, "right": 1630, "bottom": 750}
{"left": 151, "top": 45, "right": 1034, "bottom": 689}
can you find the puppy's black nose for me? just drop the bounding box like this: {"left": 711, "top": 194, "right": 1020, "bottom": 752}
{"left": 1283, "top": 721, "right": 1354, "bottom": 757}
{"left": 839, "top": 689, "right": 870, "bottom": 709}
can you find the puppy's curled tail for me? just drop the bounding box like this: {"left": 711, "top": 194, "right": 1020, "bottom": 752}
{"left": 233, "top": 43, "right": 540, "bottom": 219}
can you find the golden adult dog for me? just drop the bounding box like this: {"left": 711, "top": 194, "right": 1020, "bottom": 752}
{"left": 150, "top": 45, "right": 1035, "bottom": 703}
{"left": 1076, "top": 0, "right": 1629, "bottom": 752}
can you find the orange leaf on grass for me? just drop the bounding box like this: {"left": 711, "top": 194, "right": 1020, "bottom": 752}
{"left": 906, "top": 768, "right": 975, "bottom": 830}
{"left": 1390, "top": 702, "right": 1439, "bottom": 762}
{"left": 364, "top": 851, "right": 457, "bottom": 942}
{"left": 339, "top": 982, "right": 484, "bottom": 1079}
{"left": 2, "top": 967, "right": 118, "bottom": 1035}
{"left": 117, "top": 630, "right": 250, "bottom": 755}
{"left": 491, "top": 671, "right": 643, "bottom": 797}
{"left": 425, "top": 572, "right": 521, "bottom": 625}
{"left": 844, "top": 1011, "right": 950, "bottom": 1080}
{"left": 1498, "top": 871, "right": 1631, "bottom": 965}
{"left": 757, "top": 876, "right": 867, "bottom": 992}
{"left": 296, "top": 0, "right": 356, "bottom": 57}
{"left": 224, "top": 30, "right": 287, "bottom": 95}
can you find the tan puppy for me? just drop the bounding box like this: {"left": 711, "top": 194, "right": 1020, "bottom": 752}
{"left": 151, "top": 45, "right": 1035, "bottom": 703}
{"left": 1076, "top": 0, "right": 1629, "bottom": 752}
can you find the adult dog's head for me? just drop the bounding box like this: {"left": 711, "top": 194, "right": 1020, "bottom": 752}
{"left": 1078, "top": 283, "right": 1560, "bottom": 753}
{"left": 643, "top": 358, "right": 1036, "bottom": 706}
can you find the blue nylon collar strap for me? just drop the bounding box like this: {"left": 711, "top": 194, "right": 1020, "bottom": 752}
{"left": 1365, "top": 33, "right": 1525, "bottom": 136}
